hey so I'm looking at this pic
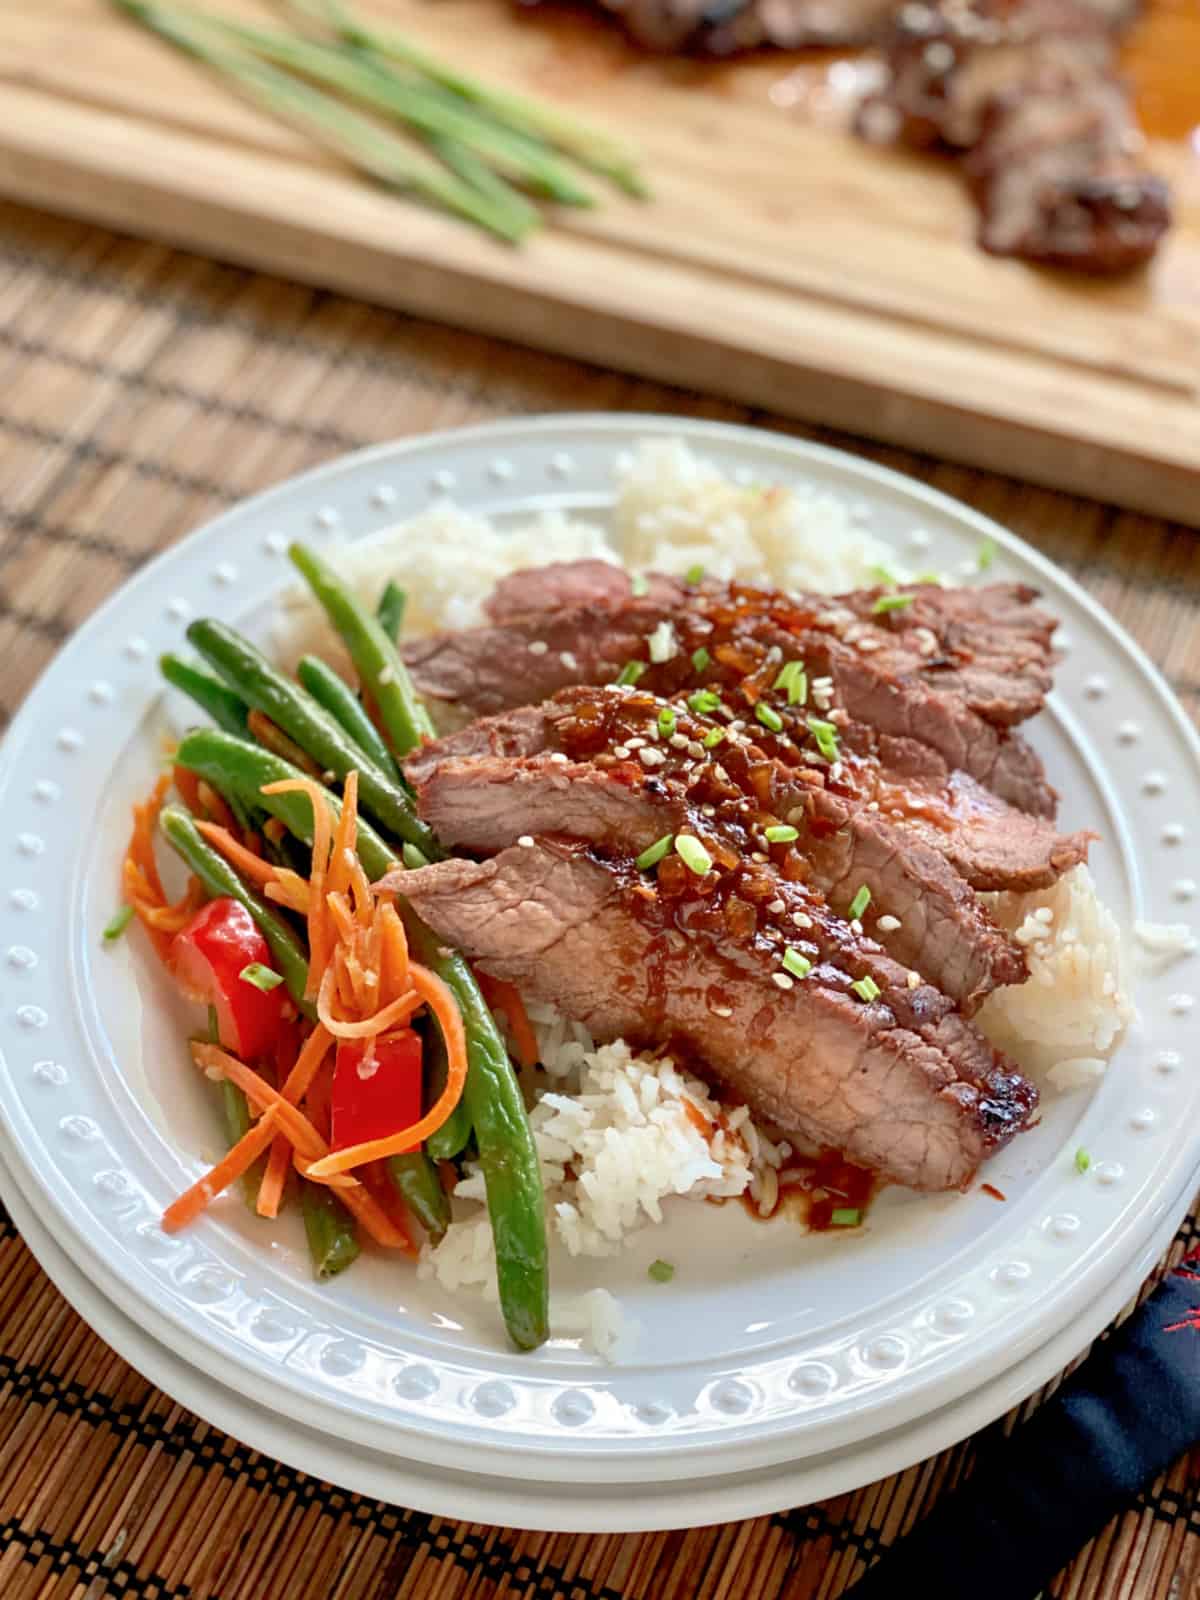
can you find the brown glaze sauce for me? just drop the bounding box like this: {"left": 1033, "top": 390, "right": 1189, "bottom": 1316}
{"left": 739, "top": 1149, "right": 880, "bottom": 1230}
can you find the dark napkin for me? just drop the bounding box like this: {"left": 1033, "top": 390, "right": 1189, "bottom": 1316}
{"left": 843, "top": 1249, "right": 1200, "bottom": 1600}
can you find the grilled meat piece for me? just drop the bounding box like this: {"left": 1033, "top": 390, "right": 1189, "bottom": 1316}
{"left": 395, "top": 839, "right": 1037, "bottom": 1191}
{"left": 967, "top": 74, "right": 1171, "bottom": 271}
{"left": 405, "top": 693, "right": 1030, "bottom": 1010}
{"left": 857, "top": 0, "right": 1167, "bottom": 273}
{"left": 405, "top": 572, "right": 1059, "bottom": 813}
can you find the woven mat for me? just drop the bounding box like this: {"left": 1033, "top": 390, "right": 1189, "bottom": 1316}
{"left": 2, "top": 197, "right": 1200, "bottom": 1600}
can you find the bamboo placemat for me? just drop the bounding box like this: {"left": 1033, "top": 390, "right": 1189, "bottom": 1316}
{"left": 2, "top": 197, "right": 1200, "bottom": 1600}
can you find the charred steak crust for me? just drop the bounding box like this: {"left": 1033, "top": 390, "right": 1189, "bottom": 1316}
{"left": 392, "top": 841, "right": 1037, "bottom": 1192}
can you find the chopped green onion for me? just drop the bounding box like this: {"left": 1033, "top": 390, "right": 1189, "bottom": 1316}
{"left": 848, "top": 885, "right": 871, "bottom": 921}
{"left": 691, "top": 646, "right": 711, "bottom": 674}
{"left": 1074, "top": 1146, "right": 1091, "bottom": 1174}
{"left": 782, "top": 948, "right": 812, "bottom": 980}
{"left": 872, "top": 593, "right": 916, "bottom": 615}
{"left": 684, "top": 564, "right": 705, "bottom": 585}
{"left": 807, "top": 718, "right": 840, "bottom": 762}
{"left": 616, "top": 660, "right": 646, "bottom": 687}
{"left": 914, "top": 571, "right": 942, "bottom": 585}
{"left": 240, "top": 962, "right": 285, "bottom": 992}
{"left": 207, "top": 1004, "right": 220, "bottom": 1044}
{"left": 674, "top": 835, "right": 713, "bottom": 876}
{"left": 764, "top": 824, "right": 799, "bottom": 844}
{"left": 755, "top": 702, "right": 783, "bottom": 734}
{"left": 102, "top": 904, "right": 135, "bottom": 943}
{"left": 978, "top": 538, "right": 997, "bottom": 572}
{"left": 773, "top": 660, "right": 808, "bottom": 706}
{"left": 635, "top": 834, "right": 674, "bottom": 871}
{"left": 648, "top": 1259, "right": 675, "bottom": 1283}
{"left": 850, "top": 975, "right": 881, "bottom": 1003}
{"left": 631, "top": 573, "right": 649, "bottom": 597}
{"left": 657, "top": 706, "right": 677, "bottom": 738}
{"left": 688, "top": 689, "right": 722, "bottom": 716}
{"left": 831, "top": 1208, "right": 861, "bottom": 1227}
{"left": 703, "top": 728, "right": 725, "bottom": 749}
{"left": 868, "top": 564, "right": 896, "bottom": 587}
{"left": 402, "top": 842, "right": 430, "bottom": 870}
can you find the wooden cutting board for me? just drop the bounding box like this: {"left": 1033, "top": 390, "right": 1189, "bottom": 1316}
{"left": 0, "top": 0, "right": 1197, "bottom": 522}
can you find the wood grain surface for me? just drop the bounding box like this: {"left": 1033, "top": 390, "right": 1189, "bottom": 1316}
{"left": 0, "top": 0, "right": 1197, "bottom": 525}
{"left": 1, "top": 197, "right": 1200, "bottom": 1598}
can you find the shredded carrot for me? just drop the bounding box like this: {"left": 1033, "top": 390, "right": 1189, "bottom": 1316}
{"left": 122, "top": 776, "right": 204, "bottom": 964}
{"left": 477, "top": 973, "right": 539, "bottom": 1070}
{"left": 316, "top": 965, "right": 422, "bottom": 1040}
{"left": 263, "top": 777, "right": 334, "bottom": 1001}
{"left": 197, "top": 781, "right": 239, "bottom": 833}
{"left": 264, "top": 871, "right": 311, "bottom": 915}
{"left": 173, "top": 764, "right": 204, "bottom": 818}
{"left": 326, "top": 770, "right": 358, "bottom": 898}
{"left": 278, "top": 1023, "right": 334, "bottom": 1105}
{"left": 304, "top": 962, "right": 467, "bottom": 1178}
{"left": 257, "top": 1133, "right": 292, "bottom": 1220}
{"left": 339, "top": 1177, "right": 417, "bottom": 1253}
{"left": 194, "top": 821, "right": 278, "bottom": 890}
{"left": 377, "top": 903, "right": 409, "bottom": 1005}
{"left": 358, "top": 1162, "right": 419, "bottom": 1255}
{"left": 162, "top": 1107, "right": 280, "bottom": 1233}
{"left": 326, "top": 892, "right": 357, "bottom": 947}
{"left": 349, "top": 856, "right": 375, "bottom": 928}
{"left": 191, "top": 1042, "right": 332, "bottom": 1162}
{"left": 248, "top": 710, "right": 323, "bottom": 777}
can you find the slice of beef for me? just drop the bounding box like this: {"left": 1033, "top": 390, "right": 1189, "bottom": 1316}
{"left": 406, "top": 687, "right": 1032, "bottom": 1010}
{"left": 856, "top": 0, "right": 1167, "bottom": 274}
{"left": 967, "top": 74, "right": 1171, "bottom": 272}
{"left": 406, "top": 690, "right": 1085, "bottom": 892}
{"left": 515, "top": 0, "right": 899, "bottom": 54}
{"left": 393, "top": 840, "right": 1036, "bottom": 1191}
{"left": 405, "top": 574, "right": 1058, "bottom": 811}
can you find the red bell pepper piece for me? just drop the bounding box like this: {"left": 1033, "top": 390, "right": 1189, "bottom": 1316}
{"left": 331, "top": 1031, "right": 423, "bottom": 1153}
{"left": 171, "top": 897, "right": 290, "bottom": 1063}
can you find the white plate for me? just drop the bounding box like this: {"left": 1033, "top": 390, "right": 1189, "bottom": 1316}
{"left": 1, "top": 415, "right": 1198, "bottom": 1485}
{"left": 1, "top": 1124, "right": 1192, "bottom": 1532}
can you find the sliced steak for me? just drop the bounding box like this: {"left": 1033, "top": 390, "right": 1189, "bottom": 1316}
{"left": 407, "top": 689, "right": 1086, "bottom": 892}
{"left": 405, "top": 572, "right": 1059, "bottom": 812}
{"left": 393, "top": 841, "right": 1036, "bottom": 1191}
{"left": 486, "top": 559, "right": 684, "bottom": 622}
{"left": 856, "top": 0, "right": 1166, "bottom": 274}
{"left": 407, "top": 687, "right": 1031, "bottom": 1010}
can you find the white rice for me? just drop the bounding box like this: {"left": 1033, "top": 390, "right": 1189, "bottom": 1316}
{"left": 276, "top": 437, "right": 1174, "bottom": 1356}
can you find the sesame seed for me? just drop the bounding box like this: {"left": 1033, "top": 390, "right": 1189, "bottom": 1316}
{"left": 626, "top": 737, "right": 646, "bottom": 751}
{"left": 670, "top": 732, "right": 689, "bottom": 749}
{"left": 857, "top": 638, "right": 882, "bottom": 654}
{"left": 548, "top": 751, "right": 569, "bottom": 765}
{"left": 687, "top": 741, "right": 705, "bottom": 759}
{"left": 639, "top": 747, "right": 667, "bottom": 767}
{"left": 712, "top": 1004, "right": 733, "bottom": 1018}
{"left": 877, "top": 914, "right": 901, "bottom": 932}
{"left": 751, "top": 850, "right": 767, "bottom": 863}
{"left": 517, "top": 835, "right": 535, "bottom": 848}
{"left": 764, "top": 645, "right": 783, "bottom": 665}
{"left": 829, "top": 762, "right": 843, "bottom": 781}
{"left": 850, "top": 919, "right": 863, "bottom": 935}
{"left": 560, "top": 651, "right": 578, "bottom": 671}
{"left": 907, "top": 970, "right": 921, "bottom": 988}
{"left": 767, "top": 898, "right": 786, "bottom": 914}
{"left": 528, "top": 640, "right": 549, "bottom": 656}
{"left": 866, "top": 801, "right": 880, "bottom": 812}
{"left": 612, "top": 745, "right": 631, "bottom": 759}
{"left": 787, "top": 806, "right": 807, "bottom": 825}
{"left": 772, "top": 972, "right": 795, "bottom": 991}
{"left": 792, "top": 911, "right": 812, "bottom": 928}
{"left": 322, "top": 770, "right": 336, "bottom": 785}
{"left": 702, "top": 804, "right": 716, "bottom": 817}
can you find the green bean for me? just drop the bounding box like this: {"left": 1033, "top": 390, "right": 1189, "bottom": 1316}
{"left": 187, "top": 618, "right": 439, "bottom": 857}
{"left": 376, "top": 582, "right": 407, "bottom": 645}
{"left": 159, "top": 804, "right": 314, "bottom": 1015}
{"left": 387, "top": 1153, "right": 450, "bottom": 1244}
{"left": 289, "top": 543, "right": 434, "bottom": 759}
{"left": 421, "top": 1013, "right": 473, "bottom": 1163}
{"left": 160, "top": 653, "right": 249, "bottom": 735}
{"left": 297, "top": 653, "right": 401, "bottom": 784}
{"left": 405, "top": 918, "right": 547, "bottom": 1350}
{"left": 174, "top": 730, "right": 395, "bottom": 880}
{"left": 177, "top": 731, "right": 547, "bottom": 1348}
{"left": 300, "top": 1181, "right": 361, "bottom": 1279}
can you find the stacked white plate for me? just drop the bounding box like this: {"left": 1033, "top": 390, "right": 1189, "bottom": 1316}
{"left": 1, "top": 416, "right": 1197, "bottom": 1532}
